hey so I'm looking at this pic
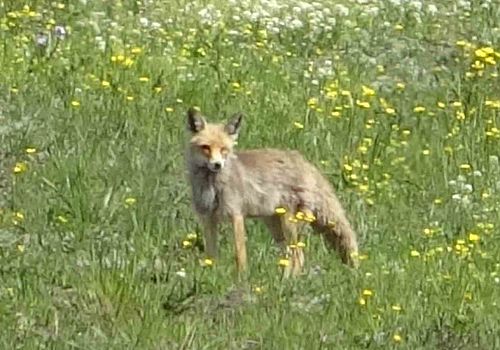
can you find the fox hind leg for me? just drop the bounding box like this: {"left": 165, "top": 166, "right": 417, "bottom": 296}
{"left": 263, "top": 215, "right": 305, "bottom": 277}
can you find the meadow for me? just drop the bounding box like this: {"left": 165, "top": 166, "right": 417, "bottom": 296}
{"left": 1, "top": 0, "right": 500, "bottom": 348}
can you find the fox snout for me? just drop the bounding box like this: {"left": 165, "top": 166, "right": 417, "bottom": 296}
{"left": 207, "top": 150, "right": 225, "bottom": 172}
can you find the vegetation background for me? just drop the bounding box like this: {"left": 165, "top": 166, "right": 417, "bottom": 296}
{"left": 1, "top": 0, "right": 500, "bottom": 348}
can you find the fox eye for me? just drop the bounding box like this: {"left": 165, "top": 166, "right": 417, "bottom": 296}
{"left": 200, "top": 145, "right": 210, "bottom": 155}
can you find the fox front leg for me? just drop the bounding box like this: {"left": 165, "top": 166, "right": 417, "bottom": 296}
{"left": 201, "top": 217, "right": 218, "bottom": 259}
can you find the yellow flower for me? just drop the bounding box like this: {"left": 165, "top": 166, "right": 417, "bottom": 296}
{"left": 393, "top": 333, "right": 402, "bottom": 343}
{"left": 124, "top": 58, "right": 134, "bottom": 67}
{"left": 57, "top": 215, "right": 68, "bottom": 223}
{"left": 307, "top": 97, "right": 318, "bottom": 109}
{"left": 13, "top": 162, "right": 27, "bottom": 174}
{"left": 202, "top": 258, "right": 214, "bottom": 267}
{"left": 362, "top": 289, "right": 373, "bottom": 297}
{"left": 394, "top": 24, "right": 404, "bottom": 31}
{"left": 361, "top": 85, "right": 376, "bottom": 97}
{"left": 25, "top": 147, "right": 37, "bottom": 154}
{"left": 182, "top": 240, "right": 192, "bottom": 248}
{"left": 464, "top": 291, "right": 473, "bottom": 301}
{"left": 358, "top": 297, "right": 366, "bottom": 306}
{"left": 186, "top": 233, "right": 197, "bottom": 240}
{"left": 396, "top": 82, "right": 405, "bottom": 90}
{"left": 410, "top": 250, "right": 420, "bottom": 257}
{"left": 304, "top": 212, "right": 316, "bottom": 222}
{"left": 14, "top": 212, "right": 25, "bottom": 221}
{"left": 139, "top": 76, "right": 150, "bottom": 82}
{"left": 293, "top": 122, "right": 304, "bottom": 129}
{"left": 459, "top": 163, "right": 471, "bottom": 170}
{"left": 278, "top": 258, "right": 290, "bottom": 267}
{"left": 391, "top": 304, "right": 402, "bottom": 311}
{"left": 101, "top": 80, "right": 110, "bottom": 88}
{"left": 295, "top": 211, "right": 305, "bottom": 221}
{"left": 124, "top": 197, "right": 136, "bottom": 206}
{"left": 356, "top": 100, "right": 370, "bottom": 109}
{"left": 131, "top": 47, "right": 142, "bottom": 54}
{"left": 253, "top": 286, "right": 263, "bottom": 294}
{"left": 422, "top": 149, "right": 430, "bottom": 155}
{"left": 17, "top": 244, "right": 25, "bottom": 253}
{"left": 297, "top": 242, "right": 306, "bottom": 248}
{"left": 385, "top": 107, "right": 396, "bottom": 115}
{"left": 468, "top": 233, "right": 480, "bottom": 242}
{"left": 71, "top": 100, "right": 80, "bottom": 107}
{"left": 165, "top": 107, "right": 174, "bottom": 113}
{"left": 413, "top": 106, "right": 426, "bottom": 113}
{"left": 275, "top": 207, "right": 287, "bottom": 215}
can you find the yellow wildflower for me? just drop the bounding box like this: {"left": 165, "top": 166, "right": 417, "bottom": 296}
{"left": 13, "top": 162, "right": 27, "bottom": 174}
{"left": 275, "top": 207, "right": 287, "bottom": 215}
{"left": 393, "top": 333, "right": 402, "bottom": 343}
{"left": 278, "top": 258, "right": 290, "bottom": 267}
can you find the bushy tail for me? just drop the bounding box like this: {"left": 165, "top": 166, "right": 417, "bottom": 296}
{"left": 312, "top": 196, "right": 359, "bottom": 268}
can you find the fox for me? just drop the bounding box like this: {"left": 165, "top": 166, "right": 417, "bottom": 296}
{"left": 185, "top": 107, "right": 359, "bottom": 276}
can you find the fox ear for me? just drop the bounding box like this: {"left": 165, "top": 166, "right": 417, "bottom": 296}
{"left": 187, "top": 107, "right": 206, "bottom": 133}
{"left": 225, "top": 112, "right": 243, "bottom": 139}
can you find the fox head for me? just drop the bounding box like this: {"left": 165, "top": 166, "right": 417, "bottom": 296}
{"left": 186, "top": 107, "right": 243, "bottom": 173}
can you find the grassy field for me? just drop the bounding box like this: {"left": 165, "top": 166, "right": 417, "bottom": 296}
{"left": 1, "top": 0, "right": 500, "bottom": 348}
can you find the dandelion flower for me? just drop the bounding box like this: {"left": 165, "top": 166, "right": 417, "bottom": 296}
{"left": 393, "top": 333, "right": 402, "bottom": 343}
{"left": 391, "top": 304, "right": 402, "bottom": 311}
{"left": 202, "top": 258, "right": 214, "bottom": 267}
{"left": 124, "top": 197, "right": 136, "bottom": 206}
{"left": 25, "top": 147, "right": 37, "bottom": 154}
{"left": 410, "top": 250, "right": 420, "bottom": 257}
{"left": 278, "top": 258, "right": 290, "bottom": 267}
{"left": 468, "top": 233, "right": 480, "bottom": 242}
{"left": 13, "top": 162, "right": 27, "bottom": 174}
{"left": 275, "top": 207, "right": 287, "bottom": 215}
{"left": 362, "top": 289, "right": 373, "bottom": 297}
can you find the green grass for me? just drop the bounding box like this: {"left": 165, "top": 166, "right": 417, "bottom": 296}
{"left": 1, "top": 1, "right": 500, "bottom": 348}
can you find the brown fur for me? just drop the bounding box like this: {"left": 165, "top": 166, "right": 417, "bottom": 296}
{"left": 185, "top": 108, "right": 359, "bottom": 276}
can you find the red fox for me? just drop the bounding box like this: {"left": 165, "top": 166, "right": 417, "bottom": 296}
{"left": 185, "top": 107, "right": 359, "bottom": 276}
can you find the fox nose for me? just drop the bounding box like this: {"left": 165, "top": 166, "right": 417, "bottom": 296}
{"left": 212, "top": 161, "right": 221, "bottom": 170}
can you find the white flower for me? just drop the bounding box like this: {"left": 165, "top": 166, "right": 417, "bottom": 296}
{"left": 333, "top": 4, "right": 349, "bottom": 17}
{"left": 35, "top": 33, "right": 48, "bottom": 47}
{"left": 289, "top": 18, "right": 304, "bottom": 29}
{"left": 54, "top": 25, "right": 66, "bottom": 39}
{"left": 473, "top": 170, "right": 482, "bottom": 177}
{"left": 489, "top": 155, "right": 499, "bottom": 167}
{"left": 427, "top": 4, "right": 438, "bottom": 15}
{"left": 452, "top": 194, "right": 462, "bottom": 201}
{"left": 409, "top": 1, "right": 423, "bottom": 11}
{"left": 139, "top": 17, "right": 149, "bottom": 27}
{"left": 462, "top": 184, "right": 473, "bottom": 193}
{"left": 176, "top": 269, "right": 186, "bottom": 278}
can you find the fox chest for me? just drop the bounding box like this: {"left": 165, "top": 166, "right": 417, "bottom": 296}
{"left": 191, "top": 181, "right": 221, "bottom": 215}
